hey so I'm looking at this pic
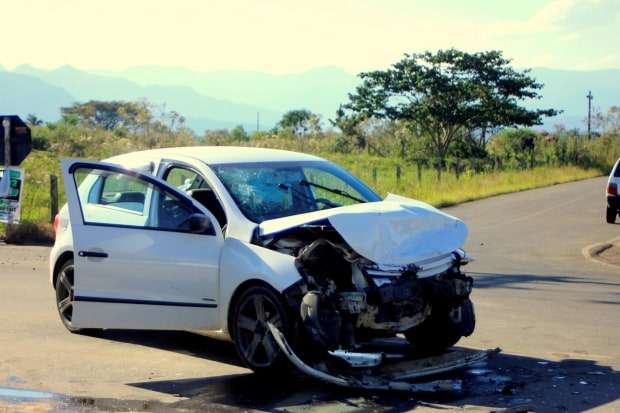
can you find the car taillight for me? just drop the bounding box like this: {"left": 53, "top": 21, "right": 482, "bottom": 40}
{"left": 53, "top": 214, "right": 61, "bottom": 233}
{"left": 608, "top": 183, "right": 618, "bottom": 196}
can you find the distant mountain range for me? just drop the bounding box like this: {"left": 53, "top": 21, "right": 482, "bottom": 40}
{"left": 0, "top": 64, "right": 618, "bottom": 133}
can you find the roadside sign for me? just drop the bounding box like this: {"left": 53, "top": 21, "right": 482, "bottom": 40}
{"left": 0, "top": 115, "right": 32, "bottom": 166}
{"left": 0, "top": 167, "right": 25, "bottom": 223}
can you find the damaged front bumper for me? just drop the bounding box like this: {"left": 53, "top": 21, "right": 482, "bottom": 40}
{"left": 267, "top": 322, "right": 500, "bottom": 393}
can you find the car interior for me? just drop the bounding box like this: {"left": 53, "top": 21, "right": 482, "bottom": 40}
{"left": 163, "top": 165, "right": 228, "bottom": 231}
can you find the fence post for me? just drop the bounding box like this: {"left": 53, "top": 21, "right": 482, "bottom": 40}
{"left": 454, "top": 160, "right": 460, "bottom": 180}
{"left": 396, "top": 165, "right": 401, "bottom": 185}
{"left": 372, "top": 167, "right": 377, "bottom": 185}
{"left": 416, "top": 161, "right": 422, "bottom": 183}
{"left": 50, "top": 175, "right": 58, "bottom": 223}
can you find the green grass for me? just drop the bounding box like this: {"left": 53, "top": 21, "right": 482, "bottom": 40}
{"left": 321, "top": 153, "right": 601, "bottom": 207}
{"left": 1, "top": 150, "right": 601, "bottom": 238}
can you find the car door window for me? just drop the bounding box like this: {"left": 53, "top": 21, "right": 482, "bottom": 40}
{"left": 165, "top": 167, "right": 210, "bottom": 192}
{"left": 164, "top": 166, "right": 228, "bottom": 229}
{"left": 74, "top": 166, "right": 206, "bottom": 233}
{"left": 89, "top": 173, "right": 148, "bottom": 213}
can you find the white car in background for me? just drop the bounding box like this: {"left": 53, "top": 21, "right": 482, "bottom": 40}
{"left": 606, "top": 158, "right": 620, "bottom": 224}
{"left": 50, "top": 147, "right": 475, "bottom": 373}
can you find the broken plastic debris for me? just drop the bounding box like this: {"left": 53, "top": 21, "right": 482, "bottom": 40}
{"left": 266, "top": 322, "right": 495, "bottom": 393}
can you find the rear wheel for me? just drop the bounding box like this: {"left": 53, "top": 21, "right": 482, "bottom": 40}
{"left": 55, "top": 260, "right": 82, "bottom": 333}
{"left": 606, "top": 206, "right": 617, "bottom": 224}
{"left": 231, "top": 286, "right": 291, "bottom": 374}
{"left": 404, "top": 299, "right": 475, "bottom": 354}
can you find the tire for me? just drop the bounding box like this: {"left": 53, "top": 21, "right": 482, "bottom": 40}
{"left": 54, "top": 259, "right": 83, "bottom": 333}
{"left": 231, "top": 285, "right": 292, "bottom": 374}
{"left": 404, "top": 299, "right": 475, "bottom": 354}
{"left": 606, "top": 206, "right": 617, "bottom": 224}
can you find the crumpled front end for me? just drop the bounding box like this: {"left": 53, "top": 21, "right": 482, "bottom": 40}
{"left": 278, "top": 237, "right": 473, "bottom": 352}
{"left": 256, "top": 195, "right": 476, "bottom": 354}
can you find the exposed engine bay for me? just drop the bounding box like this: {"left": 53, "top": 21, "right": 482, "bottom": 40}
{"left": 255, "top": 220, "right": 475, "bottom": 353}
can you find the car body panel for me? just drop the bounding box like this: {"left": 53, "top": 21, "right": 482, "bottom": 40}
{"left": 60, "top": 159, "right": 225, "bottom": 330}
{"left": 217, "top": 238, "right": 303, "bottom": 332}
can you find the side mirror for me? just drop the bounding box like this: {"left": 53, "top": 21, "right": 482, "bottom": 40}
{"left": 186, "top": 213, "right": 213, "bottom": 234}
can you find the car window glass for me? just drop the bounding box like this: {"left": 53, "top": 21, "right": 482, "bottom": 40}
{"left": 212, "top": 161, "right": 381, "bottom": 222}
{"left": 74, "top": 167, "right": 197, "bottom": 232}
{"left": 165, "top": 166, "right": 228, "bottom": 229}
{"left": 165, "top": 167, "right": 210, "bottom": 192}
{"left": 302, "top": 167, "right": 365, "bottom": 207}
{"left": 214, "top": 165, "right": 311, "bottom": 221}
{"left": 82, "top": 171, "right": 147, "bottom": 215}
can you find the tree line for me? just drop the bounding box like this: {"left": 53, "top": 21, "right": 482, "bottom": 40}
{"left": 25, "top": 49, "right": 620, "bottom": 173}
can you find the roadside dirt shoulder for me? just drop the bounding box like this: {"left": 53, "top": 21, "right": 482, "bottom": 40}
{"left": 0, "top": 243, "right": 50, "bottom": 272}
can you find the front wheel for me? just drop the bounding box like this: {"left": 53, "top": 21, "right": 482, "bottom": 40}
{"left": 231, "top": 286, "right": 291, "bottom": 374}
{"left": 606, "top": 206, "right": 617, "bottom": 224}
{"left": 404, "top": 299, "right": 475, "bottom": 354}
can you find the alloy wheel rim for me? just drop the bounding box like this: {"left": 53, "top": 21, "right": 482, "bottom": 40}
{"left": 56, "top": 265, "right": 75, "bottom": 325}
{"left": 236, "top": 294, "right": 283, "bottom": 368}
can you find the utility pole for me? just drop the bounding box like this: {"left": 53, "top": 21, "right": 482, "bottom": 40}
{"left": 256, "top": 112, "right": 260, "bottom": 133}
{"left": 587, "top": 90, "right": 593, "bottom": 140}
{"left": 2, "top": 117, "right": 10, "bottom": 167}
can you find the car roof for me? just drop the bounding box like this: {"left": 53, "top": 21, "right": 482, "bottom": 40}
{"left": 106, "top": 146, "right": 327, "bottom": 166}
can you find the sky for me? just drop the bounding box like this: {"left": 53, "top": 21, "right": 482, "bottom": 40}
{"left": 3, "top": 0, "right": 620, "bottom": 74}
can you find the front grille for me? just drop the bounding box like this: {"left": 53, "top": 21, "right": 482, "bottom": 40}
{"left": 365, "top": 250, "right": 464, "bottom": 281}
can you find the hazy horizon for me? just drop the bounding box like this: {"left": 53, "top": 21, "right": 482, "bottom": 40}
{"left": 4, "top": 63, "right": 620, "bottom": 76}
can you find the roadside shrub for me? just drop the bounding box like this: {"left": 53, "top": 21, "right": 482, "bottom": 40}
{"left": 3, "top": 221, "right": 54, "bottom": 244}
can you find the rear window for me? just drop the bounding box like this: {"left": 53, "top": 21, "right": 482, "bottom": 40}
{"left": 614, "top": 160, "right": 620, "bottom": 177}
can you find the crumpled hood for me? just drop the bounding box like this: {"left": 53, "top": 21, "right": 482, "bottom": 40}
{"left": 259, "top": 193, "right": 468, "bottom": 266}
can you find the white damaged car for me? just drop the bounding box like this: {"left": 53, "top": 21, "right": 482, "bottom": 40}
{"left": 50, "top": 147, "right": 476, "bottom": 375}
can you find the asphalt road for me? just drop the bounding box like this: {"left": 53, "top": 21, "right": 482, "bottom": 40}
{"left": 1, "top": 177, "right": 619, "bottom": 412}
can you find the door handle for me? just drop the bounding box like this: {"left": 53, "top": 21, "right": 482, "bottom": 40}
{"left": 78, "top": 251, "right": 109, "bottom": 258}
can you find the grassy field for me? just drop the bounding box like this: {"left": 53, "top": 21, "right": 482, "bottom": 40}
{"left": 0, "top": 150, "right": 601, "bottom": 240}
{"left": 324, "top": 153, "right": 601, "bottom": 207}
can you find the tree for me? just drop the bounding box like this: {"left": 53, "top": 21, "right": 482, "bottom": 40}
{"left": 602, "top": 106, "right": 620, "bottom": 136}
{"left": 61, "top": 100, "right": 152, "bottom": 131}
{"left": 203, "top": 129, "right": 232, "bottom": 146}
{"left": 488, "top": 128, "right": 538, "bottom": 167}
{"left": 343, "top": 49, "right": 559, "bottom": 166}
{"left": 230, "top": 125, "right": 249, "bottom": 141}
{"left": 331, "top": 106, "right": 367, "bottom": 150}
{"left": 26, "top": 114, "right": 43, "bottom": 126}
{"left": 277, "top": 109, "right": 316, "bottom": 136}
